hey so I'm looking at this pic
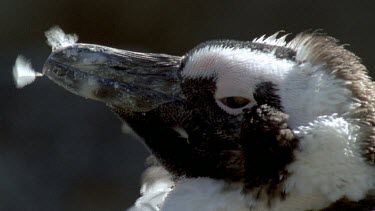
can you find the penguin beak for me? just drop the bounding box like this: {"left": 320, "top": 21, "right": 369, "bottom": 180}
{"left": 43, "top": 44, "right": 184, "bottom": 112}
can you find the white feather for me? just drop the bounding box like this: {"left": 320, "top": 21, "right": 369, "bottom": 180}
{"left": 151, "top": 176, "right": 330, "bottom": 211}
{"left": 161, "top": 178, "right": 253, "bottom": 211}
{"left": 12, "top": 55, "right": 42, "bottom": 88}
{"left": 127, "top": 166, "right": 174, "bottom": 211}
{"left": 285, "top": 115, "right": 375, "bottom": 202}
{"left": 252, "top": 32, "right": 288, "bottom": 47}
{"left": 45, "top": 26, "right": 78, "bottom": 51}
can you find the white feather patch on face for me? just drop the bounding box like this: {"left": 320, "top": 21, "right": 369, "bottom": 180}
{"left": 181, "top": 46, "right": 295, "bottom": 114}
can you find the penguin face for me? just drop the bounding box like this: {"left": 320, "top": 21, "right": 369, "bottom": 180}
{"left": 180, "top": 40, "right": 295, "bottom": 115}
{"left": 42, "top": 40, "right": 294, "bottom": 184}
{"left": 42, "top": 33, "right": 373, "bottom": 194}
{"left": 145, "top": 40, "right": 299, "bottom": 185}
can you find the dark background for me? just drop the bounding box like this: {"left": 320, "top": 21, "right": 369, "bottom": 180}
{"left": 1, "top": 1, "right": 374, "bottom": 210}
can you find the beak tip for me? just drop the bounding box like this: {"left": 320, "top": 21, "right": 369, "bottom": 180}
{"left": 43, "top": 43, "right": 184, "bottom": 112}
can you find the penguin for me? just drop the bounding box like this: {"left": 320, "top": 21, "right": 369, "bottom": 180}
{"left": 42, "top": 32, "right": 375, "bottom": 210}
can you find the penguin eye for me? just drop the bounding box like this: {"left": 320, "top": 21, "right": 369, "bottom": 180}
{"left": 219, "top": 97, "right": 251, "bottom": 109}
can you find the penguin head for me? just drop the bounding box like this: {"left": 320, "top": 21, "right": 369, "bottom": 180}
{"left": 42, "top": 32, "right": 374, "bottom": 194}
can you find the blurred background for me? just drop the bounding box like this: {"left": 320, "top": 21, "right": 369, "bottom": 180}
{"left": 1, "top": 1, "right": 374, "bottom": 210}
